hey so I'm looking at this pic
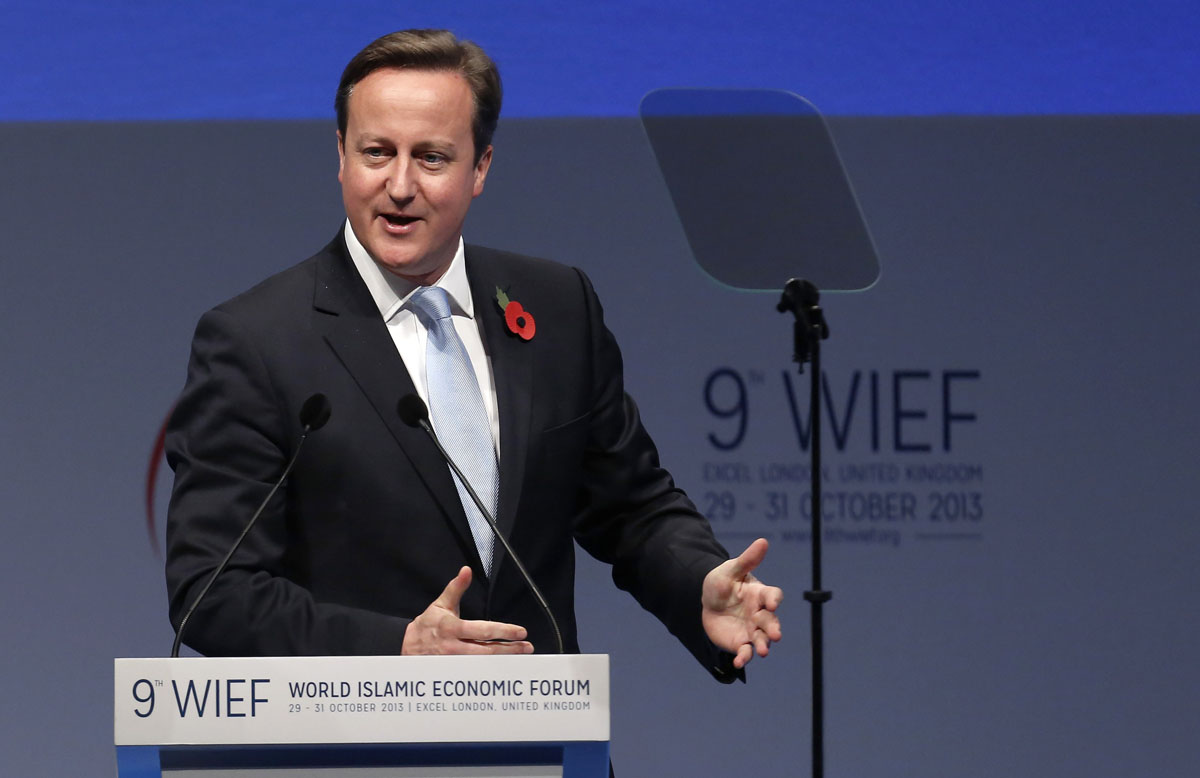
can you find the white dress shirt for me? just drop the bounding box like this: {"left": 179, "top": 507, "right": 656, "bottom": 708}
{"left": 343, "top": 221, "right": 501, "bottom": 455}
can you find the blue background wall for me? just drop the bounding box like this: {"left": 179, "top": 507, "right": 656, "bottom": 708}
{"left": 3, "top": 0, "right": 1198, "bottom": 118}
{"left": 2, "top": 3, "right": 1198, "bottom": 776}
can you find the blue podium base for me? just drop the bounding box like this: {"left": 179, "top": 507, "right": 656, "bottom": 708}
{"left": 117, "top": 741, "right": 609, "bottom": 777}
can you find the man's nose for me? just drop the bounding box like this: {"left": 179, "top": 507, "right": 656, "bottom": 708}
{"left": 385, "top": 159, "right": 417, "bottom": 202}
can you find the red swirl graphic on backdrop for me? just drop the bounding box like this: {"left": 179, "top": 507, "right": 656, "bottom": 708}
{"left": 144, "top": 404, "right": 174, "bottom": 557}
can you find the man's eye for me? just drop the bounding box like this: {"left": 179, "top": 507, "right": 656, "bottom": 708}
{"left": 363, "top": 148, "right": 388, "bottom": 159}
{"left": 420, "top": 153, "right": 446, "bottom": 165}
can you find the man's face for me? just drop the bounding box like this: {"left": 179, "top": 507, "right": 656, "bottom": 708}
{"left": 338, "top": 68, "right": 492, "bottom": 284}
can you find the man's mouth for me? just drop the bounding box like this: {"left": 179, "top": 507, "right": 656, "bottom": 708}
{"left": 380, "top": 213, "right": 419, "bottom": 232}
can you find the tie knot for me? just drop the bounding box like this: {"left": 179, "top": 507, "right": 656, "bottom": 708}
{"left": 410, "top": 286, "right": 452, "bottom": 323}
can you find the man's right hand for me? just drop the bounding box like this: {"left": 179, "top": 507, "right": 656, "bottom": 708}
{"left": 401, "top": 566, "right": 534, "bottom": 655}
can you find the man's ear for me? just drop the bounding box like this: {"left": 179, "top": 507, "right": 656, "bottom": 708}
{"left": 472, "top": 145, "right": 493, "bottom": 198}
{"left": 336, "top": 131, "right": 346, "bottom": 183}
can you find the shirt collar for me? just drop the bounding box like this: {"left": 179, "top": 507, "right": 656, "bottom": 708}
{"left": 343, "top": 220, "right": 474, "bottom": 322}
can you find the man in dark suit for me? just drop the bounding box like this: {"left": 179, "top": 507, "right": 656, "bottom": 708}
{"left": 165, "top": 29, "right": 781, "bottom": 679}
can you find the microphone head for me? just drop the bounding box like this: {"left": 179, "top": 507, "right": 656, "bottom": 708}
{"left": 397, "top": 394, "right": 429, "bottom": 428}
{"left": 299, "top": 393, "right": 332, "bottom": 431}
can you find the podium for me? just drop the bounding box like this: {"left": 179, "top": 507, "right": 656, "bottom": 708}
{"left": 114, "top": 654, "right": 609, "bottom": 777}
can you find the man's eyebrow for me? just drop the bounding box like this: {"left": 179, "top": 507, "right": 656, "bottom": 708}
{"left": 354, "top": 134, "right": 392, "bottom": 147}
{"left": 353, "top": 134, "right": 460, "bottom": 151}
{"left": 413, "top": 137, "right": 460, "bottom": 150}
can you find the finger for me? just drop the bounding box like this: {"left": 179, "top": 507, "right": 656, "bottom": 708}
{"left": 762, "top": 585, "right": 784, "bottom": 610}
{"left": 753, "top": 609, "right": 783, "bottom": 642}
{"left": 753, "top": 628, "right": 772, "bottom": 658}
{"left": 463, "top": 639, "right": 536, "bottom": 654}
{"left": 432, "top": 566, "right": 473, "bottom": 612}
{"left": 451, "top": 640, "right": 535, "bottom": 655}
{"left": 732, "top": 642, "right": 754, "bottom": 669}
{"left": 728, "top": 538, "right": 769, "bottom": 579}
{"left": 456, "top": 618, "right": 529, "bottom": 643}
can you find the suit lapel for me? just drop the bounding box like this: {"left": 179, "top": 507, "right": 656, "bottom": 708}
{"left": 466, "top": 246, "right": 534, "bottom": 580}
{"left": 311, "top": 238, "right": 485, "bottom": 574}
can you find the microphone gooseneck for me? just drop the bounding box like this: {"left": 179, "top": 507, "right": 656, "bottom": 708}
{"left": 397, "top": 393, "right": 565, "bottom": 655}
{"left": 170, "top": 393, "right": 332, "bottom": 657}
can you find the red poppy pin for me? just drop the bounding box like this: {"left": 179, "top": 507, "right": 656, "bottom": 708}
{"left": 495, "top": 287, "right": 536, "bottom": 341}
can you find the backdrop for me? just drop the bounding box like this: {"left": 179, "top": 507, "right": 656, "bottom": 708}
{"left": 2, "top": 3, "right": 1198, "bottom": 777}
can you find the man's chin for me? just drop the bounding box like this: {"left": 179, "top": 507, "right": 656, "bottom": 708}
{"left": 372, "top": 250, "right": 450, "bottom": 285}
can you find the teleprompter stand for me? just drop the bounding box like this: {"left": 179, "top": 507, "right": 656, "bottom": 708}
{"left": 641, "top": 87, "right": 880, "bottom": 778}
{"left": 778, "top": 278, "right": 832, "bottom": 778}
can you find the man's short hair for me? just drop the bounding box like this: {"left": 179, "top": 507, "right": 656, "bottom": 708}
{"left": 336, "top": 29, "right": 502, "bottom": 163}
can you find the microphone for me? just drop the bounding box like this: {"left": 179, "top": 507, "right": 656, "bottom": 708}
{"left": 299, "top": 392, "right": 332, "bottom": 432}
{"left": 398, "top": 393, "right": 564, "bottom": 654}
{"left": 170, "top": 393, "right": 332, "bottom": 657}
{"left": 396, "top": 393, "right": 431, "bottom": 429}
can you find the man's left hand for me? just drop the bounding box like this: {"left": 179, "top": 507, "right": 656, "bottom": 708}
{"left": 701, "top": 538, "right": 783, "bottom": 669}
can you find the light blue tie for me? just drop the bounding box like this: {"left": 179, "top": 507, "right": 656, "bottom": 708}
{"left": 409, "top": 286, "right": 498, "bottom": 576}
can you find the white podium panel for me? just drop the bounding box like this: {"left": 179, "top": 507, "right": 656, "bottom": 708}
{"left": 114, "top": 655, "right": 609, "bottom": 778}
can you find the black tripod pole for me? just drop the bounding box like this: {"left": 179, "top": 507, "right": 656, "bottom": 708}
{"left": 777, "top": 279, "right": 832, "bottom": 778}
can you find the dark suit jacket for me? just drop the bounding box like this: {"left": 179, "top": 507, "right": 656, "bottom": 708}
{"left": 165, "top": 235, "right": 736, "bottom": 679}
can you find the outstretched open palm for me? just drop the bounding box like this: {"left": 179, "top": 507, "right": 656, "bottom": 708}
{"left": 701, "top": 538, "right": 783, "bottom": 669}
